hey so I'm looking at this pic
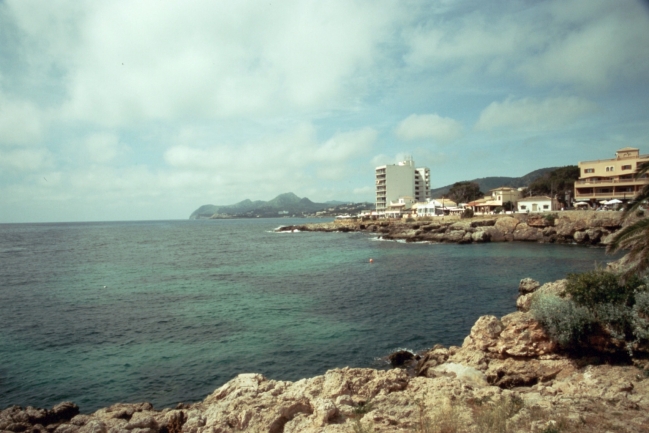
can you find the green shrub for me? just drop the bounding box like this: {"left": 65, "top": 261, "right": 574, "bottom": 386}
{"left": 564, "top": 270, "right": 645, "bottom": 308}
{"left": 543, "top": 213, "right": 557, "bottom": 225}
{"left": 461, "top": 208, "right": 474, "bottom": 219}
{"left": 531, "top": 294, "right": 594, "bottom": 346}
{"left": 532, "top": 270, "right": 649, "bottom": 354}
{"left": 494, "top": 206, "right": 503, "bottom": 214}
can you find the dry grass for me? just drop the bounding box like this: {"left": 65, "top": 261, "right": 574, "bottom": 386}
{"left": 409, "top": 395, "right": 590, "bottom": 433}
{"left": 413, "top": 399, "right": 465, "bottom": 433}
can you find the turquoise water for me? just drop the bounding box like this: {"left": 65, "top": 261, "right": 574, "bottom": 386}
{"left": 0, "top": 218, "right": 618, "bottom": 412}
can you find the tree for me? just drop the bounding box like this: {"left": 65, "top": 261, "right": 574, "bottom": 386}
{"left": 527, "top": 166, "right": 580, "bottom": 205}
{"left": 607, "top": 161, "right": 649, "bottom": 279}
{"left": 446, "top": 181, "right": 483, "bottom": 204}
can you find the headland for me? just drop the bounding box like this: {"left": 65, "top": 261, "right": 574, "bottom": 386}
{"left": 278, "top": 210, "right": 633, "bottom": 246}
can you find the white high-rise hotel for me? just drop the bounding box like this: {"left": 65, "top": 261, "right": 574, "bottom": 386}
{"left": 375, "top": 156, "right": 430, "bottom": 213}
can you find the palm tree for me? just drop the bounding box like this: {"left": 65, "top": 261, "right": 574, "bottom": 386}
{"left": 607, "top": 161, "right": 649, "bottom": 278}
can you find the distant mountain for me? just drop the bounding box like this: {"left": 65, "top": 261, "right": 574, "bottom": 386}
{"left": 189, "top": 192, "right": 339, "bottom": 219}
{"left": 429, "top": 167, "right": 558, "bottom": 198}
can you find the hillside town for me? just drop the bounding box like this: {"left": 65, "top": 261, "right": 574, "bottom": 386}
{"left": 355, "top": 147, "right": 649, "bottom": 220}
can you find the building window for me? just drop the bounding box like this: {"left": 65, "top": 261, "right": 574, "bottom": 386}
{"left": 606, "top": 166, "right": 614, "bottom": 172}
{"left": 584, "top": 168, "right": 594, "bottom": 173}
{"left": 520, "top": 205, "right": 527, "bottom": 210}
{"left": 622, "top": 165, "right": 632, "bottom": 170}
{"left": 543, "top": 205, "right": 549, "bottom": 209}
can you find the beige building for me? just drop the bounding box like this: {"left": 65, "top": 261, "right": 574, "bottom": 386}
{"left": 375, "top": 157, "right": 430, "bottom": 214}
{"left": 490, "top": 186, "right": 522, "bottom": 204}
{"left": 575, "top": 147, "right": 649, "bottom": 201}
{"left": 465, "top": 187, "right": 521, "bottom": 214}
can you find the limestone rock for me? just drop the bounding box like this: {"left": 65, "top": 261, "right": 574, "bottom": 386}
{"left": 485, "top": 358, "right": 574, "bottom": 387}
{"left": 444, "top": 230, "right": 465, "bottom": 242}
{"left": 494, "top": 217, "right": 519, "bottom": 234}
{"left": 519, "top": 278, "right": 540, "bottom": 295}
{"left": 517, "top": 279, "right": 567, "bottom": 312}
{"left": 462, "top": 315, "right": 503, "bottom": 351}
{"left": 387, "top": 350, "right": 415, "bottom": 367}
{"left": 573, "top": 230, "right": 588, "bottom": 243}
{"left": 492, "top": 312, "right": 557, "bottom": 357}
{"left": 471, "top": 230, "right": 490, "bottom": 242}
{"left": 513, "top": 223, "right": 542, "bottom": 241}
{"left": 527, "top": 216, "right": 552, "bottom": 227}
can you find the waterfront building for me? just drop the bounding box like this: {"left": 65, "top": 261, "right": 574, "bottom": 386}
{"left": 467, "top": 187, "right": 523, "bottom": 214}
{"left": 375, "top": 156, "right": 430, "bottom": 215}
{"left": 518, "top": 196, "right": 559, "bottom": 213}
{"left": 574, "top": 147, "right": 649, "bottom": 202}
{"left": 415, "top": 198, "right": 459, "bottom": 217}
{"left": 490, "top": 186, "right": 522, "bottom": 204}
{"left": 385, "top": 196, "right": 417, "bottom": 218}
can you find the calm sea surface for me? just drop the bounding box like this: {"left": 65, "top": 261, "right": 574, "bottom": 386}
{"left": 0, "top": 218, "right": 618, "bottom": 412}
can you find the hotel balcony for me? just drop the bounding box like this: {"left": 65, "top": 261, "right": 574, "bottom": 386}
{"left": 575, "top": 186, "right": 639, "bottom": 199}
{"left": 575, "top": 177, "right": 647, "bottom": 187}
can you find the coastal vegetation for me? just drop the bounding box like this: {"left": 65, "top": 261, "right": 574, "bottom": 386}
{"left": 523, "top": 166, "right": 580, "bottom": 207}
{"left": 531, "top": 269, "right": 649, "bottom": 353}
{"left": 429, "top": 167, "right": 560, "bottom": 199}
{"left": 444, "top": 181, "right": 484, "bottom": 204}
{"left": 607, "top": 160, "right": 649, "bottom": 279}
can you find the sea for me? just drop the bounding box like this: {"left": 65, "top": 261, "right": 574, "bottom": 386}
{"left": 0, "top": 218, "right": 619, "bottom": 413}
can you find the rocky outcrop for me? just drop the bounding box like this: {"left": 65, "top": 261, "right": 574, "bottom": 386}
{"left": 4, "top": 276, "right": 649, "bottom": 432}
{"left": 278, "top": 211, "right": 631, "bottom": 246}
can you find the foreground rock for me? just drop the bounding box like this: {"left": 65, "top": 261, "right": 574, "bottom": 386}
{"left": 4, "top": 278, "right": 649, "bottom": 432}
{"left": 277, "top": 211, "right": 630, "bottom": 246}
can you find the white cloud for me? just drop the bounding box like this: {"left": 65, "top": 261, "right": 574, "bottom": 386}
{"left": 164, "top": 124, "right": 376, "bottom": 184}
{"left": 314, "top": 128, "right": 377, "bottom": 162}
{"left": 0, "top": 97, "right": 43, "bottom": 146}
{"left": 352, "top": 185, "right": 373, "bottom": 195}
{"left": 395, "top": 113, "right": 463, "bottom": 142}
{"left": 519, "top": 5, "right": 649, "bottom": 88}
{"left": 475, "top": 96, "right": 598, "bottom": 131}
{"left": 0, "top": 148, "right": 50, "bottom": 171}
{"left": 84, "top": 133, "right": 125, "bottom": 164}
{"left": 3, "top": 0, "right": 400, "bottom": 127}
{"left": 403, "top": 0, "right": 649, "bottom": 90}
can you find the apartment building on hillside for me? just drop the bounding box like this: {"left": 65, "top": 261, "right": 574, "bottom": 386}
{"left": 574, "top": 147, "right": 649, "bottom": 202}
{"left": 375, "top": 156, "right": 430, "bottom": 214}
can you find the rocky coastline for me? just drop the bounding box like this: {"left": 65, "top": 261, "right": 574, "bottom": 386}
{"left": 277, "top": 210, "right": 633, "bottom": 246}
{"left": 3, "top": 275, "right": 649, "bottom": 433}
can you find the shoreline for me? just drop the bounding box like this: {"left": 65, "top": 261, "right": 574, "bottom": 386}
{"left": 276, "top": 210, "right": 631, "bottom": 247}
{"left": 3, "top": 275, "right": 649, "bottom": 432}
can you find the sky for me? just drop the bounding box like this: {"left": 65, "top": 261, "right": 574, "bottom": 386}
{"left": 1, "top": 0, "right": 649, "bottom": 223}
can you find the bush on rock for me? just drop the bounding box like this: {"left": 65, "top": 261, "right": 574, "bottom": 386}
{"left": 531, "top": 269, "right": 649, "bottom": 355}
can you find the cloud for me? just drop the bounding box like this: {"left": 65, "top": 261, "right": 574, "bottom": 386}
{"left": 84, "top": 133, "right": 125, "bottom": 164}
{"left": 395, "top": 114, "right": 463, "bottom": 142}
{"left": 519, "top": 3, "right": 649, "bottom": 88}
{"left": 352, "top": 185, "right": 374, "bottom": 195}
{"left": 2, "top": 0, "right": 400, "bottom": 127}
{"left": 403, "top": 0, "right": 649, "bottom": 89}
{"left": 164, "top": 124, "right": 376, "bottom": 183}
{"left": 0, "top": 97, "right": 43, "bottom": 146}
{"left": 475, "top": 96, "right": 598, "bottom": 131}
{"left": 314, "top": 128, "right": 377, "bottom": 162}
{"left": 0, "top": 148, "right": 50, "bottom": 171}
